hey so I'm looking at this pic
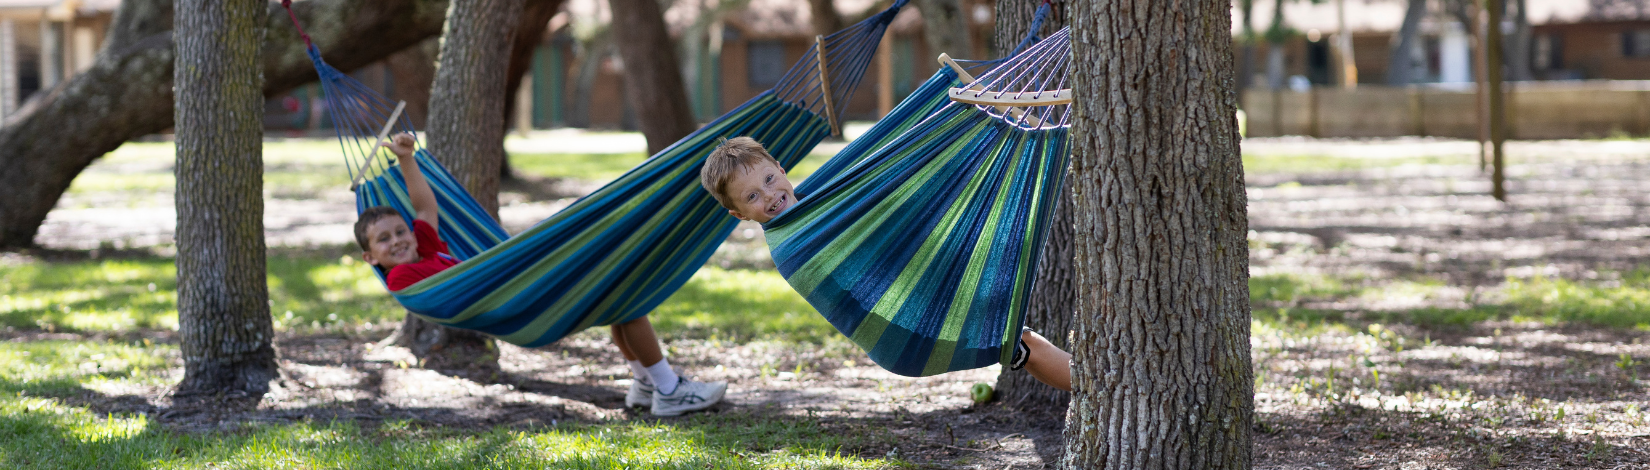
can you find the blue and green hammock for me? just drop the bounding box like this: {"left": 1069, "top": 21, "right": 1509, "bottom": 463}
{"left": 765, "top": 26, "right": 1073, "bottom": 377}
{"left": 303, "top": 1, "right": 907, "bottom": 347}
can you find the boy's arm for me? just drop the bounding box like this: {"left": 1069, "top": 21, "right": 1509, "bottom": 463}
{"left": 385, "top": 133, "right": 441, "bottom": 229}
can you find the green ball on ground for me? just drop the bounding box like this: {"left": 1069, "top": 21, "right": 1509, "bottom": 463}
{"left": 970, "top": 383, "right": 994, "bottom": 404}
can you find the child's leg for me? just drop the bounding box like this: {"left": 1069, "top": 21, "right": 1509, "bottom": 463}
{"left": 614, "top": 317, "right": 664, "bottom": 366}
{"left": 614, "top": 317, "right": 679, "bottom": 393}
{"left": 1021, "top": 329, "right": 1072, "bottom": 392}
{"left": 610, "top": 324, "right": 639, "bottom": 361}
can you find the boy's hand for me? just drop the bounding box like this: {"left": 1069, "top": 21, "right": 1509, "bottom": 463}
{"left": 382, "top": 133, "right": 417, "bottom": 158}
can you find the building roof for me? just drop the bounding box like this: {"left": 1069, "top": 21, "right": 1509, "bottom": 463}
{"left": 1232, "top": 0, "right": 1638, "bottom": 36}
{"left": 569, "top": 0, "right": 932, "bottom": 40}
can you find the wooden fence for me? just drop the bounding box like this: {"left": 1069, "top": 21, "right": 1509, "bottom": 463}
{"left": 1243, "top": 81, "right": 1650, "bottom": 139}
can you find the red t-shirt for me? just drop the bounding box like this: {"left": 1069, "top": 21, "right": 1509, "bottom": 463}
{"left": 385, "top": 219, "right": 460, "bottom": 291}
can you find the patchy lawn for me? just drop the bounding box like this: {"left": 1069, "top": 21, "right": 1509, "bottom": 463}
{"left": 4, "top": 135, "right": 1650, "bottom": 468}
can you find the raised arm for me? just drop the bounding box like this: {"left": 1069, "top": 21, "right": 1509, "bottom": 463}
{"left": 384, "top": 133, "right": 440, "bottom": 229}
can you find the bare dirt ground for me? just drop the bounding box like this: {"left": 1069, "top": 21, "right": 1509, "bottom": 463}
{"left": 15, "top": 136, "right": 1650, "bottom": 469}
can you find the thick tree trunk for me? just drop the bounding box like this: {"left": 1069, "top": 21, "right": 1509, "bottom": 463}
{"left": 1506, "top": 0, "right": 1533, "bottom": 82}
{"left": 566, "top": 31, "right": 611, "bottom": 129}
{"left": 173, "top": 0, "right": 277, "bottom": 398}
{"left": 914, "top": 0, "right": 971, "bottom": 59}
{"left": 1386, "top": 0, "right": 1425, "bottom": 85}
{"left": 0, "top": 0, "right": 449, "bottom": 249}
{"left": 808, "top": 0, "right": 843, "bottom": 38}
{"left": 498, "top": 0, "right": 566, "bottom": 180}
{"left": 386, "top": 39, "right": 438, "bottom": 129}
{"left": 1064, "top": 0, "right": 1253, "bottom": 468}
{"left": 396, "top": 0, "right": 527, "bottom": 374}
{"left": 992, "top": 0, "right": 1072, "bottom": 412}
{"left": 609, "top": 0, "right": 697, "bottom": 154}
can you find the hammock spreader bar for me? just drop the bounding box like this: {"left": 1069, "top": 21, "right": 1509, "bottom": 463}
{"left": 765, "top": 27, "right": 1073, "bottom": 377}
{"left": 299, "top": 0, "right": 908, "bottom": 348}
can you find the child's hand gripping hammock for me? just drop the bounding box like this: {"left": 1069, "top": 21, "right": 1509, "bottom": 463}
{"left": 291, "top": 0, "right": 907, "bottom": 347}
{"left": 764, "top": 25, "right": 1073, "bottom": 377}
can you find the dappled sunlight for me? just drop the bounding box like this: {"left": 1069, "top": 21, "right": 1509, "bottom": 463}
{"left": 652, "top": 267, "right": 837, "bottom": 343}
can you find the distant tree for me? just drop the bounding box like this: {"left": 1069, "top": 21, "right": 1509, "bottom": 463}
{"left": 500, "top": 0, "right": 568, "bottom": 179}
{"left": 991, "top": 0, "right": 1071, "bottom": 413}
{"left": 1065, "top": 0, "right": 1253, "bottom": 467}
{"left": 915, "top": 0, "right": 971, "bottom": 58}
{"left": 1386, "top": 0, "right": 1425, "bottom": 85}
{"left": 0, "top": 0, "right": 450, "bottom": 249}
{"left": 1237, "top": 0, "right": 1258, "bottom": 91}
{"left": 173, "top": 0, "right": 277, "bottom": 398}
{"left": 809, "top": 0, "right": 844, "bottom": 38}
{"left": 396, "top": 0, "right": 529, "bottom": 372}
{"left": 609, "top": 0, "right": 698, "bottom": 153}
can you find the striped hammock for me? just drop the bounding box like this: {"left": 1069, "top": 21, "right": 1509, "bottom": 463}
{"left": 765, "top": 27, "right": 1073, "bottom": 377}
{"left": 304, "top": 1, "right": 907, "bottom": 347}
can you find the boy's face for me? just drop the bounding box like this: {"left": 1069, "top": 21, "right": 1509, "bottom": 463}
{"left": 361, "top": 217, "right": 421, "bottom": 269}
{"left": 723, "top": 161, "right": 796, "bottom": 224}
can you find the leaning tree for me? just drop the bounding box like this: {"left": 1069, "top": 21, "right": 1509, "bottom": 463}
{"left": 609, "top": 0, "right": 698, "bottom": 154}
{"left": 991, "top": 0, "right": 1072, "bottom": 412}
{"left": 173, "top": 0, "right": 278, "bottom": 398}
{"left": 1064, "top": 0, "right": 1253, "bottom": 468}
{"left": 391, "top": 0, "right": 528, "bottom": 372}
{"left": 0, "top": 0, "right": 450, "bottom": 249}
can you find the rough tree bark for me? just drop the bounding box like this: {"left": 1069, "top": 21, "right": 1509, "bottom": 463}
{"left": 1386, "top": 0, "right": 1425, "bottom": 85}
{"left": 566, "top": 29, "right": 611, "bottom": 129}
{"left": 1064, "top": 0, "right": 1253, "bottom": 468}
{"left": 808, "top": 0, "right": 843, "bottom": 39}
{"left": 992, "top": 0, "right": 1072, "bottom": 412}
{"left": 914, "top": 0, "right": 971, "bottom": 59}
{"left": 173, "top": 0, "right": 277, "bottom": 398}
{"left": 386, "top": 38, "right": 439, "bottom": 129}
{"left": 0, "top": 0, "right": 450, "bottom": 249}
{"left": 392, "top": 0, "right": 528, "bottom": 374}
{"left": 609, "top": 0, "right": 698, "bottom": 153}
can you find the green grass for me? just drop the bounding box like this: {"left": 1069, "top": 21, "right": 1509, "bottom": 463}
{"left": 67, "top": 139, "right": 840, "bottom": 199}
{"left": 0, "top": 253, "right": 839, "bottom": 343}
{"left": 650, "top": 267, "right": 836, "bottom": 344}
{"left": 0, "top": 338, "right": 897, "bottom": 469}
{"left": 509, "top": 152, "right": 652, "bottom": 181}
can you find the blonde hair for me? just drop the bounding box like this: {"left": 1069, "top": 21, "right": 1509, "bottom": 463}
{"left": 700, "top": 137, "right": 780, "bottom": 209}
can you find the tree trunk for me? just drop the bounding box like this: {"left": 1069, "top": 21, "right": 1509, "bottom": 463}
{"left": 566, "top": 30, "right": 611, "bottom": 129}
{"left": 386, "top": 38, "right": 438, "bottom": 129}
{"left": 0, "top": 0, "right": 450, "bottom": 249}
{"left": 914, "top": 0, "right": 971, "bottom": 59}
{"left": 1386, "top": 0, "right": 1425, "bottom": 85}
{"left": 173, "top": 0, "right": 277, "bottom": 398}
{"left": 992, "top": 0, "right": 1072, "bottom": 413}
{"left": 498, "top": 0, "right": 566, "bottom": 180}
{"left": 609, "top": 0, "right": 698, "bottom": 154}
{"left": 1506, "top": 0, "right": 1533, "bottom": 82}
{"left": 808, "top": 0, "right": 843, "bottom": 38}
{"left": 396, "top": 0, "right": 527, "bottom": 374}
{"left": 1064, "top": 0, "right": 1253, "bottom": 468}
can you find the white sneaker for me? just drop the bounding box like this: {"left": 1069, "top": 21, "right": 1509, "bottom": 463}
{"left": 626, "top": 377, "right": 655, "bottom": 409}
{"left": 651, "top": 377, "right": 727, "bottom": 417}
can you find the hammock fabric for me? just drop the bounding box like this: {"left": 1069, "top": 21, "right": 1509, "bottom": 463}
{"left": 764, "top": 26, "right": 1072, "bottom": 377}
{"left": 299, "top": 1, "right": 906, "bottom": 347}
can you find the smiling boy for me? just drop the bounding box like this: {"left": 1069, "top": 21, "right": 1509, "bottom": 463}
{"left": 699, "top": 137, "right": 1072, "bottom": 391}
{"left": 356, "top": 133, "right": 727, "bottom": 416}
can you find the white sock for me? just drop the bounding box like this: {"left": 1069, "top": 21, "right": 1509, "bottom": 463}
{"left": 646, "top": 359, "right": 679, "bottom": 394}
{"left": 627, "top": 360, "right": 649, "bottom": 383}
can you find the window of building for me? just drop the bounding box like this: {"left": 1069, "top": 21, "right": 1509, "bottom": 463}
{"left": 1622, "top": 30, "right": 1650, "bottom": 58}
{"left": 747, "top": 40, "right": 788, "bottom": 88}
{"left": 1534, "top": 34, "right": 1561, "bottom": 70}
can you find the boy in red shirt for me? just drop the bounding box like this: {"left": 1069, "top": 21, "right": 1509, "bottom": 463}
{"left": 356, "top": 133, "right": 726, "bottom": 416}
